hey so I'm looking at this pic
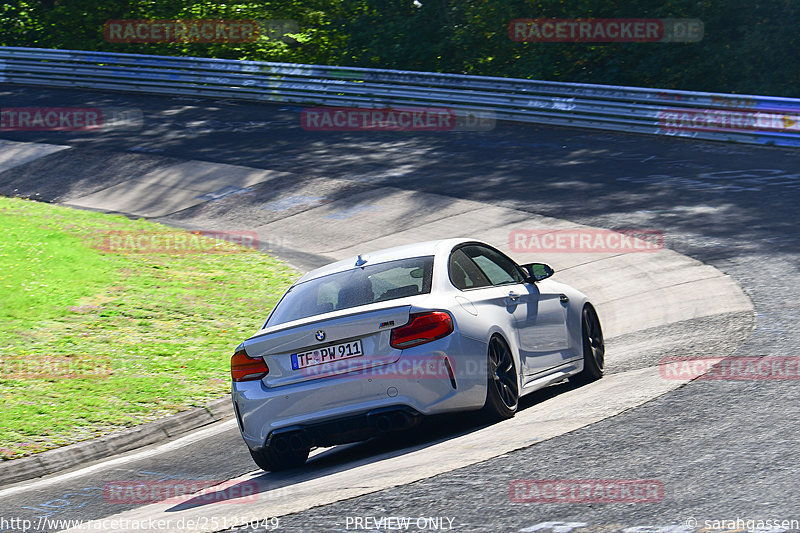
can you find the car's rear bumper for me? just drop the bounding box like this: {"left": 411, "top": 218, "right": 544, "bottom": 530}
{"left": 259, "top": 405, "right": 423, "bottom": 453}
{"left": 232, "top": 334, "right": 487, "bottom": 450}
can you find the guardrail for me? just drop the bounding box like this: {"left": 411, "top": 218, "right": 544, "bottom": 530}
{"left": 2, "top": 46, "right": 800, "bottom": 146}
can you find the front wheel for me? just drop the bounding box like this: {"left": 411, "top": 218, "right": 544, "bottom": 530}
{"left": 481, "top": 335, "right": 519, "bottom": 420}
{"left": 571, "top": 304, "right": 605, "bottom": 384}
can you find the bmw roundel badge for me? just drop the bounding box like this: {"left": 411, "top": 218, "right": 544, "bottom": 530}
{"left": 315, "top": 330, "right": 326, "bottom": 341}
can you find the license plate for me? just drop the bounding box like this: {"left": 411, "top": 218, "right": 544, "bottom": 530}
{"left": 291, "top": 339, "right": 363, "bottom": 370}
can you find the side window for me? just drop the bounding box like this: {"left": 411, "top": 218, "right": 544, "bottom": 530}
{"left": 461, "top": 245, "right": 524, "bottom": 286}
{"left": 448, "top": 248, "right": 491, "bottom": 290}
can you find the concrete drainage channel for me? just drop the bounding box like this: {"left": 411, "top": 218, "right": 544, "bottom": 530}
{"left": 0, "top": 140, "right": 754, "bottom": 530}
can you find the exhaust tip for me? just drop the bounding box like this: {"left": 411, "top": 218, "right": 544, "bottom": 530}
{"left": 375, "top": 415, "right": 391, "bottom": 432}
{"left": 289, "top": 433, "right": 309, "bottom": 451}
{"left": 366, "top": 408, "right": 421, "bottom": 433}
{"left": 271, "top": 435, "right": 289, "bottom": 453}
{"left": 392, "top": 412, "right": 409, "bottom": 429}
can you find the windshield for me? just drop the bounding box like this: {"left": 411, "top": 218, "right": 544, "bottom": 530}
{"left": 266, "top": 256, "right": 434, "bottom": 327}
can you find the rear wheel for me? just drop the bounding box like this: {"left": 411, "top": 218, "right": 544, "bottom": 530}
{"left": 249, "top": 446, "right": 309, "bottom": 472}
{"left": 481, "top": 335, "right": 519, "bottom": 420}
{"left": 572, "top": 304, "right": 605, "bottom": 384}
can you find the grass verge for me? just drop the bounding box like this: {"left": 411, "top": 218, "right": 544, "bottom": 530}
{"left": 0, "top": 196, "right": 297, "bottom": 460}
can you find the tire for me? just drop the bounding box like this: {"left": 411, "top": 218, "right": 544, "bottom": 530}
{"left": 481, "top": 335, "right": 519, "bottom": 420}
{"left": 249, "top": 446, "right": 309, "bottom": 472}
{"left": 571, "top": 304, "right": 605, "bottom": 384}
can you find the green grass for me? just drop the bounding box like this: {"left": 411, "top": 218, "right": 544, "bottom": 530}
{"left": 0, "top": 197, "right": 298, "bottom": 460}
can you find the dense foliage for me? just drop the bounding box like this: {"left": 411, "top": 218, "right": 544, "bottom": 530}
{"left": 1, "top": 0, "right": 798, "bottom": 96}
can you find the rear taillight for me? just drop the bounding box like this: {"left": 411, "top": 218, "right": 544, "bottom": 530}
{"left": 390, "top": 311, "right": 454, "bottom": 349}
{"left": 231, "top": 348, "right": 269, "bottom": 382}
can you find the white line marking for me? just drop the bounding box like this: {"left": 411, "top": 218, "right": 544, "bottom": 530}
{"left": 0, "top": 420, "right": 238, "bottom": 498}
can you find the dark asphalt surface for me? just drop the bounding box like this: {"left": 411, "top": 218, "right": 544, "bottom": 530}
{"left": 1, "top": 86, "right": 799, "bottom": 533}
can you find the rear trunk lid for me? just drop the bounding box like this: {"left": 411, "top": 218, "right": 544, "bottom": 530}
{"left": 243, "top": 304, "right": 411, "bottom": 387}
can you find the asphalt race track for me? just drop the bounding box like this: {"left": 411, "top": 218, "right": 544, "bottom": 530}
{"left": 1, "top": 86, "right": 799, "bottom": 533}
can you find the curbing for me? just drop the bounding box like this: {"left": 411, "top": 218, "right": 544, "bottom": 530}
{"left": 0, "top": 396, "right": 233, "bottom": 486}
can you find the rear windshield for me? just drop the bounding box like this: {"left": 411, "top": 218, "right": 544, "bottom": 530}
{"left": 266, "top": 256, "right": 434, "bottom": 327}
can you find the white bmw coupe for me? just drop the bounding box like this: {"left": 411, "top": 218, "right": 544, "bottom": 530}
{"left": 231, "top": 238, "right": 604, "bottom": 471}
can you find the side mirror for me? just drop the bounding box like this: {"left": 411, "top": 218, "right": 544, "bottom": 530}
{"left": 522, "top": 263, "right": 554, "bottom": 282}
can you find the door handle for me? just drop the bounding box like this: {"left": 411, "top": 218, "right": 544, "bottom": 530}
{"left": 508, "top": 291, "right": 520, "bottom": 301}
{"left": 559, "top": 294, "right": 569, "bottom": 303}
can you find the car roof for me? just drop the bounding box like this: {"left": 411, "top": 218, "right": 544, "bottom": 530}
{"left": 294, "top": 238, "right": 479, "bottom": 284}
